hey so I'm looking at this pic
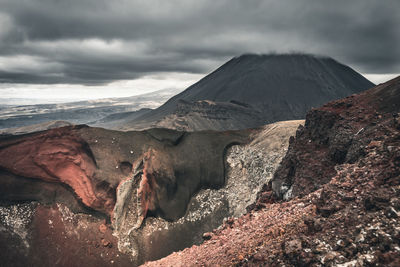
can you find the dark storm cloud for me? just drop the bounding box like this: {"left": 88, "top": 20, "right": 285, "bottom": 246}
{"left": 0, "top": 0, "right": 398, "bottom": 85}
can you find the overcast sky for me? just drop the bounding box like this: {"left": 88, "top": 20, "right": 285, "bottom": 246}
{"left": 0, "top": 0, "right": 399, "bottom": 104}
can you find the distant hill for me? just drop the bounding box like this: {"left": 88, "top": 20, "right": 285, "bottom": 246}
{"left": 90, "top": 108, "right": 152, "bottom": 129}
{"left": 0, "top": 88, "right": 181, "bottom": 130}
{"left": 122, "top": 54, "right": 374, "bottom": 131}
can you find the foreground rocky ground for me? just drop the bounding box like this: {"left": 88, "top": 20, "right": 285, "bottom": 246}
{"left": 144, "top": 77, "right": 400, "bottom": 266}
{"left": 0, "top": 115, "right": 301, "bottom": 266}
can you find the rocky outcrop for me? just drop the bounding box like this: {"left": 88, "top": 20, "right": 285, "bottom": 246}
{"left": 111, "top": 120, "right": 302, "bottom": 263}
{"left": 272, "top": 76, "right": 400, "bottom": 199}
{"left": 225, "top": 120, "right": 304, "bottom": 215}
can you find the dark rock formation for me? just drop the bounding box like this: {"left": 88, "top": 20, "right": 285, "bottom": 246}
{"left": 272, "top": 76, "right": 400, "bottom": 199}
{"left": 126, "top": 54, "right": 374, "bottom": 131}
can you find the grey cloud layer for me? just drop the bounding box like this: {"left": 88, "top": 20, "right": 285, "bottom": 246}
{"left": 0, "top": 0, "right": 399, "bottom": 84}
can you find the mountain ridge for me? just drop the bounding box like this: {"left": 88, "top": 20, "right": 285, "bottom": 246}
{"left": 126, "top": 53, "right": 374, "bottom": 131}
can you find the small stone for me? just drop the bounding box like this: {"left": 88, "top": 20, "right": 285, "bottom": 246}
{"left": 318, "top": 206, "right": 336, "bottom": 217}
{"left": 285, "top": 239, "right": 302, "bottom": 255}
{"left": 368, "top": 141, "right": 381, "bottom": 148}
{"left": 336, "top": 239, "right": 345, "bottom": 248}
{"left": 99, "top": 223, "right": 107, "bottom": 233}
{"left": 374, "top": 193, "right": 390, "bottom": 203}
{"left": 202, "top": 232, "right": 213, "bottom": 240}
{"left": 342, "top": 192, "right": 356, "bottom": 201}
{"left": 101, "top": 238, "right": 111, "bottom": 247}
{"left": 226, "top": 217, "right": 235, "bottom": 225}
{"left": 323, "top": 251, "right": 339, "bottom": 263}
{"left": 303, "top": 216, "right": 322, "bottom": 232}
{"left": 390, "top": 198, "right": 400, "bottom": 210}
{"left": 364, "top": 197, "right": 376, "bottom": 211}
{"left": 355, "top": 229, "right": 366, "bottom": 243}
{"left": 385, "top": 207, "right": 399, "bottom": 218}
{"left": 252, "top": 253, "right": 265, "bottom": 261}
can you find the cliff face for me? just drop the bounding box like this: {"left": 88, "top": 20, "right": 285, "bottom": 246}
{"left": 145, "top": 77, "right": 400, "bottom": 266}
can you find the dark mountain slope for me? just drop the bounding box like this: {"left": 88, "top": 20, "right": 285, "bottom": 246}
{"left": 121, "top": 100, "right": 266, "bottom": 131}
{"left": 128, "top": 54, "right": 374, "bottom": 130}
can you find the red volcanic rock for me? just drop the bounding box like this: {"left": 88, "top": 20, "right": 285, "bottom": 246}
{"left": 0, "top": 127, "right": 114, "bottom": 215}
{"left": 134, "top": 148, "right": 176, "bottom": 226}
{"left": 101, "top": 238, "right": 111, "bottom": 247}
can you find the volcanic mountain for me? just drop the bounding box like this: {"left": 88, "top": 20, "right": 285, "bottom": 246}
{"left": 122, "top": 54, "right": 374, "bottom": 131}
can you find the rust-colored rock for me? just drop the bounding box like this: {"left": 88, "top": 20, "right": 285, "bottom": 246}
{"left": 0, "top": 127, "right": 114, "bottom": 215}
{"left": 101, "top": 238, "right": 111, "bottom": 247}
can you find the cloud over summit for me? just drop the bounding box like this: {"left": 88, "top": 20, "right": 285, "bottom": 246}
{"left": 0, "top": 0, "right": 399, "bottom": 85}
